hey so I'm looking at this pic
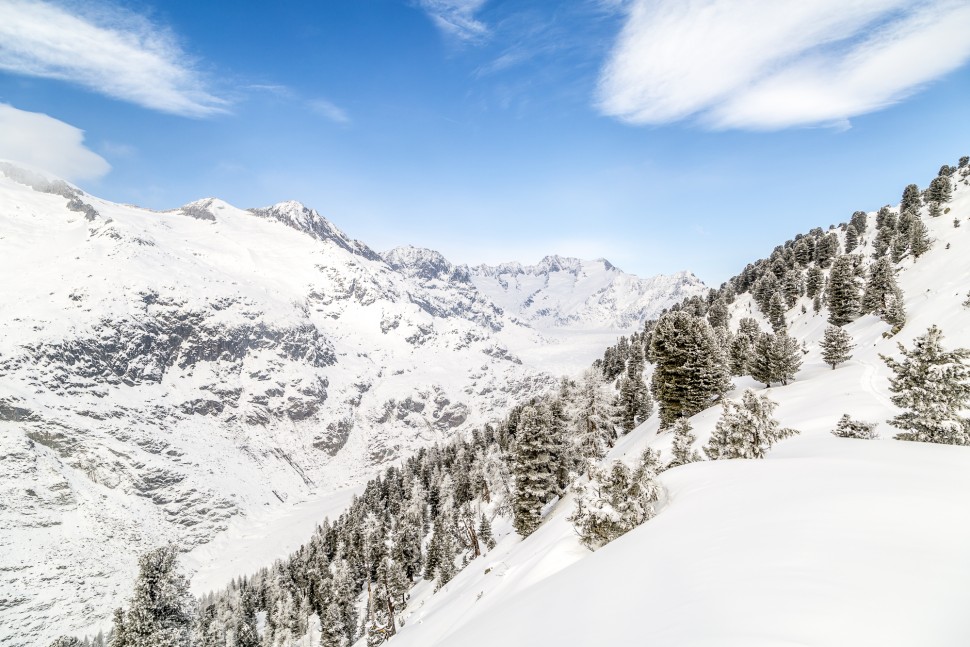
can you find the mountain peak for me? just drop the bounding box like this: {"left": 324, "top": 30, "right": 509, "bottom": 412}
{"left": 382, "top": 245, "right": 470, "bottom": 283}
{"left": 248, "top": 200, "right": 380, "bottom": 260}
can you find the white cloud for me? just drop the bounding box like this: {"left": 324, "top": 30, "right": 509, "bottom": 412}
{"left": 307, "top": 98, "right": 350, "bottom": 124}
{"left": 419, "top": 0, "right": 489, "bottom": 43}
{"left": 0, "top": 103, "right": 110, "bottom": 181}
{"left": 598, "top": 0, "right": 970, "bottom": 129}
{"left": 0, "top": 0, "right": 225, "bottom": 116}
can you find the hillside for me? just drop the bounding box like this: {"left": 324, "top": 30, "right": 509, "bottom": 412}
{"left": 384, "top": 162, "right": 970, "bottom": 646}
{"left": 0, "top": 162, "right": 702, "bottom": 646}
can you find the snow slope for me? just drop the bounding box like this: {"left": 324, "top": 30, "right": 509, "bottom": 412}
{"left": 0, "top": 162, "right": 702, "bottom": 646}
{"left": 385, "top": 169, "right": 970, "bottom": 646}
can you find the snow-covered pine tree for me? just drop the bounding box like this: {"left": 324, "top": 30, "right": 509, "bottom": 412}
{"left": 48, "top": 638, "right": 83, "bottom": 647}
{"left": 910, "top": 216, "right": 932, "bottom": 259}
{"left": 815, "top": 232, "right": 840, "bottom": 268}
{"left": 770, "top": 333, "right": 802, "bottom": 386}
{"left": 512, "top": 404, "right": 559, "bottom": 536}
{"left": 667, "top": 418, "right": 701, "bottom": 469}
{"left": 783, "top": 269, "right": 804, "bottom": 307}
{"left": 728, "top": 317, "right": 760, "bottom": 376}
{"left": 826, "top": 254, "right": 862, "bottom": 326}
{"left": 320, "top": 599, "right": 348, "bottom": 647}
{"left": 478, "top": 513, "right": 496, "bottom": 550}
{"left": 573, "top": 368, "right": 617, "bottom": 469}
{"left": 819, "top": 325, "right": 854, "bottom": 369}
{"left": 704, "top": 389, "right": 799, "bottom": 459}
{"left": 881, "top": 325, "right": 970, "bottom": 445}
{"left": 927, "top": 174, "right": 952, "bottom": 204}
{"left": 116, "top": 545, "right": 194, "bottom": 647}
{"left": 767, "top": 290, "right": 787, "bottom": 332}
{"left": 650, "top": 310, "right": 730, "bottom": 428}
{"left": 850, "top": 210, "right": 868, "bottom": 236}
{"left": 844, "top": 224, "right": 859, "bottom": 252}
{"left": 707, "top": 296, "right": 730, "bottom": 329}
{"left": 901, "top": 183, "right": 922, "bottom": 215}
{"left": 862, "top": 257, "right": 901, "bottom": 315}
{"left": 805, "top": 265, "right": 824, "bottom": 298}
{"left": 568, "top": 450, "right": 663, "bottom": 550}
{"left": 107, "top": 609, "right": 126, "bottom": 647}
{"left": 749, "top": 332, "right": 776, "bottom": 388}
{"left": 832, "top": 414, "right": 878, "bottom": 439}
{"left": 618, "top": 357, "right": 652, "bottom": 433}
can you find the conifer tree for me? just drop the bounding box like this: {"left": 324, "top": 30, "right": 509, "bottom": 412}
{"left": 729, "top": 318, "right": 761, "bottom": 377}
{"left": 434, "top": 530, "right": 457, "bottom": 590}
{"left": 832, "top": 414, "right": 878, "bottom": 439}
{"left": 770, "top": 333, "right": 802, "bottom": 386}
{"left": 862, "top": 257, "right": 899, "bottom": 314}
{"left": 512, "top": 405, "right": 559, "bottom": 536}
{"left": 927, "top": 174, "right": 952, "bottom": 204}
{"left": 814, "top": 232, "right": 840, "bottom": 267}
{"left": 805, "top": 266, "right": 824, "bottom": 298}
{"left": 844, "top": 224, "right": 859, "bottom": 252}
{"left": 910, "top": 217, "right": 932, "bottom": 259}
{"left": 767, "top": 291, "right": 787, "bottom": 332}
{"left": 890, "top": 229, "right": 909, "bottom": 263}
{"left": 478, "top": 513, "right": 496, "bottom": 550}
{"left": 568, "top": 450, "right": 663, "bottom": 549}
{"left": 728, "top": 333, "right": 752, "bottom": 377}
{"left": 707, "top": 296, "right": 730, "bottom": 329}
{"left": 850, "top": 210, "right": 868, "bottom": 236}
{"left": 574, "top": 368, "right": 617, "bottom": 468}
{"left": 794, "top": 238, "right": 813, "bottom": 266}
{"left": 118, "top": 545, "right": 194, "bottom": 647}
{"left": 749, "top": 332, "right": 776, "bottom": 388}
{"left": 704, "top": 390, "right": 799, "bottom": 459}
{"left": 650, "top": 311, "right": 730, "bottom": 428}
{"left": 881, "top": 326, "right": 970, "bottom": 445}
{"left": 618, "top": 359, "right": 652, "bottom": 432}
{"left": 901, "top": 183, "right": 922, "bottom": 215}
{"left": 320, "top": 600, "right": 348, "bottom": 647}
{"left": 826, "top": 255, "right": 862, "bottom": 326}
{"left": 667, "top": 418, "right": 701, "bottom": 469}
{"left": 819, "top": 325, "right": 854, "bottom": 369}
{"left": 49, "top": 638, "right": 83, "bottom": 647}
{"left": 783, "top": 269, "right": 803, "bottom": 307}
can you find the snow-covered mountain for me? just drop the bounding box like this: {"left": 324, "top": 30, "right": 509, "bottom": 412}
{"left": 469, "top": 255, "right": 703, "bottom": 330}
{"left": 0, "top": 162, "right": 703, "bottom": 646}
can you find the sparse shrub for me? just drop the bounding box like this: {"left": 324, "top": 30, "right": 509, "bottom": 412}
{"left": 832, "top": 414, "right": 878, "bottom": 439}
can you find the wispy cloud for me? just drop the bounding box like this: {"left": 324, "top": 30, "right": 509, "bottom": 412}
{"left": 597, "top": 0, "right": 970, "bottom": 129}
{"left": 0, "top": 103, "right": 110, "bottom": 181}
{"left": 419, "top": 0, "right": 489, "bottom": 43}
{"left": 307, "top": 98, "right": 351, "bottom": 125}
{"left": 0, "top": 0, "right": 226, "bottom": 116}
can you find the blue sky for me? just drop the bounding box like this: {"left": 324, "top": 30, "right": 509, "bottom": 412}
{"left": 1, "top": 0, "right": 970, "bottom": 286}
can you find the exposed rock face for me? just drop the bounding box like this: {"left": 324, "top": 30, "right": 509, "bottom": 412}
{"left": 0, "top": 165, "right": 706, "bottom": 645}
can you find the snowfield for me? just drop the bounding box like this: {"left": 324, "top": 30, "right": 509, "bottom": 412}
{"left": 393, "top": 438, "right": 970, "bottom": 647}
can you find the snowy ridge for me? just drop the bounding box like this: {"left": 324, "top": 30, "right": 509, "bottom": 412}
{"left": 382, "top": 168, "right": 970, "bottom": 646}
{"left": 469, "top": 255, "right": 704, "bottom": 330}
{"left": 0, "top": 164, "right": 703, "bottom": 646}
